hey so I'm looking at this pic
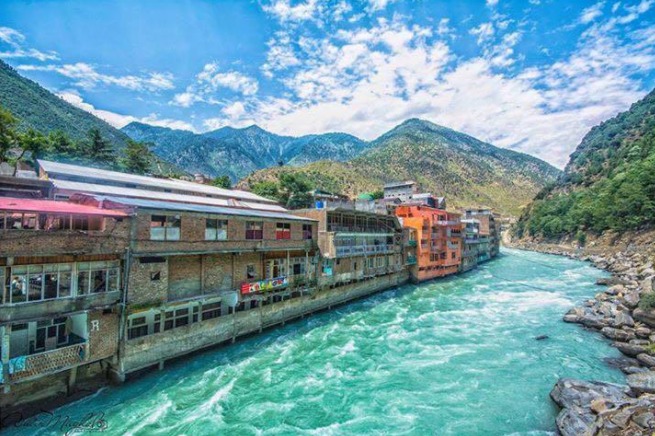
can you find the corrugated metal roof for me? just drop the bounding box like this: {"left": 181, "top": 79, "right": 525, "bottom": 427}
{"left": 90, "top": 195, "right": 316, "bottom": 221}
{"left": 51, "top": 179, "right": 288, "bottom": 213}
{"left": 0, "top": 197, "right": 127, "bottom": 217}
{"left": 38, "top": 159, "right": 276, "bottom": 204}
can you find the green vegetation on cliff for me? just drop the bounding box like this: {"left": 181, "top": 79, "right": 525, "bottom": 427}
{"left": 514, "top": 88, "right": 655, "bottom": 239}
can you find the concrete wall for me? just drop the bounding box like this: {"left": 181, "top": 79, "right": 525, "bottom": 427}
{"left": 120, "top": 271, "right": 408, "bottom": 373}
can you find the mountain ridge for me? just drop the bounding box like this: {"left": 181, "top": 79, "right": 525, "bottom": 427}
{"left": 237, "top": 118, "right": 561, "bottom": 216}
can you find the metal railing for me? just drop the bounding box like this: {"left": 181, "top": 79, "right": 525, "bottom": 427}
{"left": 6, "top": 342, "right": 87, "bottom": 383}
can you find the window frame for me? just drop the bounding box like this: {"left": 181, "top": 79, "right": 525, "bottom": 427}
{"left": 275, "top": 222, "right": 291, "bottom": 240}
{"left": 245, "top": 221, "right": 263, "bottom": 240}
{"left": 205, "top": 218, "right": 228, "bottom": 241}
{"left": 150, "top": 215, "right": 181, "bottom": 241}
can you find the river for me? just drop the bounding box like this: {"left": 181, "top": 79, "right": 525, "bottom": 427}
{"left": 6, "top": 248, "right": 625, "bottom": 435}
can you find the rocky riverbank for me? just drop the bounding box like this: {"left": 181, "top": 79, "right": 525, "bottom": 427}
{"left": 509, "top": 234, "right": 655, "bottom": 435}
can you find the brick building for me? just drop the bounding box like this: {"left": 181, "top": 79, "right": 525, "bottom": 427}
{"left": 460, "top": 219, "right": 480, "bottom": 272}
{"left": 0, "top": 197, "right": 128, "bottom": 408}
{"left": 464, "top": 208, "right": 501, "bottom": 261}
{"left": 292, "top": 208, "right": 405, "bottom": 287}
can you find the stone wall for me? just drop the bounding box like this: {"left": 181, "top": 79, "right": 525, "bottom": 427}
{"left": 87, "top": 309, "right": 119, "bottom": 362}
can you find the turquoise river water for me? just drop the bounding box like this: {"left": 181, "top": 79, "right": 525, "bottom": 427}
{"left": 6, "top": 249, "right": 626, "bottom": 435}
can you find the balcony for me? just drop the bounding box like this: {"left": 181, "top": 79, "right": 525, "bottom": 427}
{"left": 406, "top": 240, "right": 417, "bottom": 247}
{"left": 436, "top": 220, "right": 460, "bottom": 226}
{"left": 447, "top": 242, "right": 459, "bottom": 250}
{"left": 5, "top": 339, "right": 88, "bottom": 384}
{"left": 464, "top": 238, "right": 480, "bottom": 244}
{"left": 334, "top": 244, "right": 394, "bottom": 258}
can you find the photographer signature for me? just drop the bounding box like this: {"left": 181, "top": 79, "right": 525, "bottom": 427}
{"left": 2, "top": 410, "right": 108, "bottom": 435}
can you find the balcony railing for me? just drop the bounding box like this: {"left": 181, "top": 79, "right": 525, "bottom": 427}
{"left": 335, "top": 244, "right": 394, "bottom": 257}
{"left": 436, "top": 220, "right": 460, "bottom": 226}
{"left": 6, "top": 341, "right": 87, "bottom": 383}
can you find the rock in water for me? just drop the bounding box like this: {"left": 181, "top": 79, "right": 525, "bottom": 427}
{"left": 535, "top": 334, "right": 549, "bottom": 341}
{"left": 550, "top": 378, "right": 630, "bottom": 409}
{"left": 627, "top": 371, "right": 655, "bottom": 395}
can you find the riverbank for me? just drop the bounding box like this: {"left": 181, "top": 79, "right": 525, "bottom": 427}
{"left": 507, "top": 231, "right": 655, "bottom": 435}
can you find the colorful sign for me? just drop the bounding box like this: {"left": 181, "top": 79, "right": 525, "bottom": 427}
{"left": 241, "top": 276, "right": 288, "bottom": 295}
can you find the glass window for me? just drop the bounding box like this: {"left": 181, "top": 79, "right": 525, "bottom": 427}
{"left": 246, "top": 221, "right": 263, "bottom": 240}
{"left": 164, "top": 307, "right": 191, "bottom": 331}
{"left": 275, "top": 222, "right": 291, "bottom": 240}
{"left": 202, "top": 302, "right": 222, "bottom": 320}
{"left": 128, "top": 316, "right": 148, "bottom": 340}
{"left": 205, "top": 219, "right": 228, "bottom": 240}
{"left": 247, "top": 264, "right": 256, "bottom": 280}
{"left": 151, "top": 215, "right": 180, "bottom": 241}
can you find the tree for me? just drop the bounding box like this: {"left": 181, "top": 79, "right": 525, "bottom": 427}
{"left": 0, "top": 106, "right": 18, "bottom": 163}
{"left": 251, "top": 181, "right": 280, "bottom": 201}
{"left": 12, "top": 128, "right": 46, "bottom": 175}
{"left": 121, "top": 140, "right": 151, "bottom": 174}
{"left": 211, "top": 175, "right": 231, "bottom": 189}
{"left": 46, "top": 130, "right": 77, "bottom": 158}
{"left": 370, "top": 190, "right": 384, "bottom": 200}
{"left": 279, "top": 173, "right": 313, "bottom": 209}
{"left": 85, "top": 128, "right": 115, "bottom": 162}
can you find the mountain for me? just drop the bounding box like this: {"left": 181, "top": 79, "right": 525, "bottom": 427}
{"left": 121, "top": 122, "right": 373, "bottom": 181}
{"left": 0, "top": 60, "right": 129, "bottom": 148}
{"left": 513, "top": 88, "right": 655, "bottom": 240}
{"left": 238, "top": 119, "right": 562, "bottom": 216}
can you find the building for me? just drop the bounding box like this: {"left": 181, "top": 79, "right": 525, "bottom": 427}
{"left": 292, "top": 207, "right": 406, "bottom": 288}
{"left": 0, "top": 197, "right": 129, "bottom": 409}
{"left": 395, "top": 203, "right": 462, "bottom": 282}
{"left": 460, "top": 219, "right": 480, "bottom": 272}
{"left": 383, "top": 181, "right": 418, "bottom": 203}
{"left": 464, "top": 208, "right": 501, "bottom": 261}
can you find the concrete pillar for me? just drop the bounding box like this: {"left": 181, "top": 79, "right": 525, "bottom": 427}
{"left": 158, "top": 360, "right": 165, "bottom": 371}
{"left": 1, "top": 325, "right": 10, "bottom": 393}
{"left": 108, "top": 368, "right": 126, "bottom": 384}
{"left": 67, "top": 366, "right": 78, "bottom": 395}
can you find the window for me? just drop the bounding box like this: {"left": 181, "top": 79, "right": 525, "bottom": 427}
{"left": 276, "top": 222, "right": 291, "bottom": 240}
{"left": 246, "top": 264, "right": 256, "bottom": 280}
{"left": 266, "top": 259, "right": 285, "bottom": 279}
{"left": 302, "top": 224, "right": 313, "bottom": 240}
{"left": 77, "top": 261, "right": 121, "bottom": 295}
{"left": 9, "top": 264, "right": 73, "bottom": 304}
{"left": 367, "top": 258, "right": 374, "bottom": 269}
{"left": 292, "top": 260, "right": 305, "bottom": 276}
{"left": 205, "top": 219, "right": 228, "bottom": 240}
{"left": 150, "top": 271, "right": 161, "bottom": 281}
{"left": 4, "top": 212, "right": 37, "bottom": 230}
{"left": 128, "top": 316, "right": 148, "bottom": 340}
{"left": 451, "top": 252, "right": 456, "bottom": 259}
{"left": 246, "top": 221, "right": 263, "bottom": 240}
{"left": 377, "top": 257, "right": 385, "bottom": 267}
{"left": 202, "top": 302, "right": 222, "bottom": 320}
{"left": 164, "top": 308, "right": 190, "bottom": 331}
{"left": 150, "top": 215, "right": 181, "bottom": 241}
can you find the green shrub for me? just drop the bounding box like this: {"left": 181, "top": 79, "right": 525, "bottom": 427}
{"left": 638, "top": 292, "right": 655, "bottom": 310}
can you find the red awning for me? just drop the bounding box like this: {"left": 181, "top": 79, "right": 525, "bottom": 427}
{"left": 0, "top": 197, "right": 127, "bottom": 217}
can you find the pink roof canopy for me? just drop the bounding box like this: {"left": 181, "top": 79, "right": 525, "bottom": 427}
{"left": 0, "top": 197, "right": 127, "bottom": 217}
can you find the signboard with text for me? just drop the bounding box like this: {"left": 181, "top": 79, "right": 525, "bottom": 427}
{"left": 240, "top": 276, "right": 289, "bottom": 295}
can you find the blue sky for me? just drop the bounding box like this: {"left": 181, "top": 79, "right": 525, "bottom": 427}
{"left": 1, "top": 0, "right": 654, "bottom": 167}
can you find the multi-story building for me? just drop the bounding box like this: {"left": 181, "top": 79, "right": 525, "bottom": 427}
{"left": 0, "top": 196, "right": 129, "bottom": 409}
{"left": 460, "top": 219, "right": 480, "bottom": 272}
{"left": 292, "top": 208, "right": 406, "bottom": 287}
{"left": 464, "top": 208, "right": 501, "bottom": 261}
{"left": 383, "top": 181, "right": 418, "bottom": 203}
{"left": 394, "top": 204, "right": 462, "bottom": 282}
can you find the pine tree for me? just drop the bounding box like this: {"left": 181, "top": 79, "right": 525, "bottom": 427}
{"left": 86, "top": 128, "right": 115, "bottom": 163}
{"left": 121, "top": 140, "right": 151, "bottom": 174}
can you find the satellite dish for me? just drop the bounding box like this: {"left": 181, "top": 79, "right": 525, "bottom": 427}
{"left": 224, "top": 291, "right": 239, "bottom": 308}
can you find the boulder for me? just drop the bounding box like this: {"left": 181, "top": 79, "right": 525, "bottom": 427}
{"left": 550, "top": 378, "right": 630, "bottom": 410}
{"left": 556, "top": 406, "right": 597, "bottom": 436}
{"left": 641, "top": 276, "right": 654, "bottom": 293}
{"left": 627, "top": 371, "right": 655, "bottom": 395}
{"left": 615, "top": 342, "right": 647, "bottom": 357}
{"left": 579, "top": 314, "right": 607, "bottom": 329}
{"left": 623, "top": 291, "right": 641, "bottom": 308}
{"left": 612, "top": 312, "right": 635, "bottom": 328}
{"left": 605, "top": 356, "right": 641, "bottom": 372}
{"left": 602, "top": 327, "right": 635, "bottom": 342}
{"left": 636, "top": 326, "right": 652, "bottom": 339}
{"left": 608, "top": 285, "right": 627, "bottom": 295}
{"left": 637, "top": 353, "right": 655, "bottom": 367}
{"left": 634, "top": 308, "right": 655, "bottom": 329}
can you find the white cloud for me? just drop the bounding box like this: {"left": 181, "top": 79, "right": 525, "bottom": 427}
{"left": 470, "top": 22, "right": 495, "bottom": 45}
{"left": 58, "top": 91, "right": 194, "bottom": 131}
{"left": 203, "top": 11, "right": 654, "bottom": 169}
{"left": 580, "top": 2, "right": 605, "bottom": 24}
{"left": 367, "top": 0, "right": 397, "bottom": 11}
{"left": 0, "top": 26, "right": 58, "bottom": 61}
{"left": 18, "top": 62, "right": 174, "bottom": 92}
{"left": 262, "top": 0, "right": 322, "bottom": 22}
{"left": 171, "top": 62, "right": 258, "bottom": 107}
{"left": 486, "top": 0, "right": 499, "bottom": 7}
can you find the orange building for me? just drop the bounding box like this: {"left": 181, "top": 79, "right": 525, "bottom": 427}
{"left": 395, "top": 204, "right": 462, "bottom": 282}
